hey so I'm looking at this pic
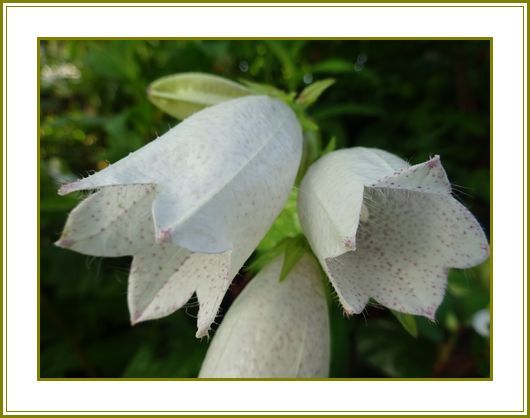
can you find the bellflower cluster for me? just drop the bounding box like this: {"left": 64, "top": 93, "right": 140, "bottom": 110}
{"left": 56, "top": 73, "right": 489, "bottom": 377}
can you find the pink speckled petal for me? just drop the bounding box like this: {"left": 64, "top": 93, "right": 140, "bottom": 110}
{"left": 58, "top": 95, "right": 302, "bottom": 254}
{"left": 55, "top": 184, "right": 157, "bottom": 257}
{"left": 128, "top": 245, "right": 232, "bottom": 338}
{"left": 298, "top": 147, "right": 489, "bottom": 319}
{"left": 199, "top": 254, "right": 330, "bottom": 377}
{"left": 372, "top": 154, "right": 451, "bottom": 194}
{"left": 325, "top": 187, "right": 489, "bottom": 319}
{"left": 57, "top": 96, "right": 303, "bottom": 337}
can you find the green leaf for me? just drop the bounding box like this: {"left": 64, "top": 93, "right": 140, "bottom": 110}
{"left": 391, "top": 310, "right": 418, "bottom": 338}
{"left": 322, "top": 136, "right": 337, "bottom": 155}
{"left": 278, "top": 235, "right": 308, "bottom": 282}
{"left": 147, "top": 72, "right": 249, "bottom": 119}
{"left": 246, "top": 238, "right": 289, "bottom": 275}
{"left": 239, "top": 79, "right": 295, "bottom": 103}
{"left": 296, "top": 78, "right": 335, "bottom": 108}
{"left": 296, "top": 111, "right": 319, "bottom": 132}
{"left": 256, "top": 188, "right": 301, "bottom": 251}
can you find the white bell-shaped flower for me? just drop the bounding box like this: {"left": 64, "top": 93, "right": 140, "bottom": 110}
{"left": 298, "top": 147, "right": 489, "bottom": 320}
{"left": 199, "top": 254, "right": 330, "bottom": 378}
{"left": 56, "top": 95, "right": 303, "bottom": 337}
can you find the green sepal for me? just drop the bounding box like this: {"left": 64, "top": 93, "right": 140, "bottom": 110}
{"left": 256, "top": 188, "right": 301, "bottom": 252}
{"left": 322, "top": 136, "right": 337, "bottom": 156}
{"left": 246, "top": 237, "right": 289, "bottom": 275}
{"left": 296, "top": 78, "right": 335, "bottom": 108}
{"left": 239, "top": 79, "right": 296, "bottom": 103}
{"left": 278, "top": 235, "right": 309, "bottom": 282}
{"left": 147, "top": 72, "right": 249, "bottom": 120}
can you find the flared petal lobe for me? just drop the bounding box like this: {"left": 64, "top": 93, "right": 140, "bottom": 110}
{"left": 56, "top": 184, "right": 156, "bottom": 257}
{"left": 298, "top": 147, "right": 489, "bottom": 319}
{"left": 59, "top": 95, "right": 303, "bottom": 254}
{"left": 57, "top": 96, "right": 303, "bottom": 337}
{"left": 199, "top": 254, "right": 330, "bottom": 378}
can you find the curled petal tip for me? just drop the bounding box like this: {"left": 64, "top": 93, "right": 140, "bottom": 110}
{"left": 155, "top": 229, "right": 172, "bottom": 244}
{"left": 195, "top": 327, "right": 210, "bottom": 339}
{"left": 55, "top": 238, "right": 75, "bottom": 248}
{"left": 421, "top": 307, "right": 437, "bottom": 322}
{"left": 58, "top": 181, "right": 78, "bottom": 196}
{"left": 343, "top": 237, "right": 356, "bottom": 250}
{"left": 426, "top": 155, "right": 441, "bottom": 169}
{"left": 130, "top": 312, "right": 142, "bottom": 326}
{"left": 342, "top": 307, "right": 356, "bottom": 317}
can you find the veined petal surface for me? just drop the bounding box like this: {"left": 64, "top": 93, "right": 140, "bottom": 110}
{"left": 56, "top": 184, "right": 156, "bottom": 257}
{"left": 59, "top": 95, "right": 303, "bottom": 254}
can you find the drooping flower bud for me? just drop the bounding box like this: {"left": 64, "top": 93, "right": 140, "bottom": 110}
{"left": 199, "top": 254, "right": 330, "bottom": 378}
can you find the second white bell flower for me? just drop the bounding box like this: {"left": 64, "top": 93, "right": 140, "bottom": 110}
{"left": 56, "top": 95, "right": 303, "bottom": 337}
{"left": 298, "top": 147, "right": 489, "bottom": 320}
{"left": 199, "top": 254, "right": 330, "bottom": 378}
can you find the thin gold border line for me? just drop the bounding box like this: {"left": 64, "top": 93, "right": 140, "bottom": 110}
{"left": 4, "top": 3, "right": 7, "bottom": 415}
{"left": 520, "top": 5, "right": 528, "bottom": 410}
{"left": 2, "top": 0, "right": 529, "bottom": 4}
{"left": 1, "top": 3, "right": 4, "bottom": 417}
{"left": 7, "top": 409, "right": 525, "bottom": 416}
{"left": 4, "top": 4, "right": 528, "bottom": 7}
{"left": 3, "top": 3, "right": 513, "bottom": 416}
{"left": 36, "top": 36, "right": 493, "bottom": 383}
{"left": 38, "top": 36, "right": 494, "bottom": 40}
{"left": 36, "top": 36, "right": 40, "bottom": 382}
{"left": 31, "top": 40, "right": 500, "bottom": 413}
{"left": 488, "top": 38, "right": 490, "bottom": 380}
{"left": 36, "top": 377, "right": 493, "bottom": 381}
{"left": 25, "top": 7, "right": 504, "bottom": 418}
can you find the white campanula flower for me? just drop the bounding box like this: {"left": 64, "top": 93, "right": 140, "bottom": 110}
{"left": 199, "top": 254, "right": 330, "bottom": 378}
{"left": 56, "top": 95, "right": 303, "bottom": 337}
{"left": 298, "top": 147, "right": 489, "bottom": 320}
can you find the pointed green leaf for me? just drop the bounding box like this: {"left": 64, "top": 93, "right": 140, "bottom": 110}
{"left": 296, "top": 78, "right": 335, "bottom": 108}
{"left": 247, "top": 238, "right": 289, "bottom": 275}
{"left": 239, "top": 79, "right": 295, "bottom": 103}
{"left": 391, "top": 310, "right": 418, "bottom": 338}
{"left": 297, "top": 111, "right": 319, "bottom": 132}
{"left": 279, "top": 235, "right": 308, "bottom": 282}
{"left": 322, "top": 136, "right": 337, "bottom": 156}
{"left": 147, "top": 72, "right": 249, "bottom": 119}
{"left": 256, "top": 188, "right": 301, "bottom": 252}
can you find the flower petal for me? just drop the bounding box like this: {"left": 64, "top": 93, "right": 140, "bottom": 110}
{"left": 297, "top": 154, "right": 365, "bottom": 256}
{"left": 373, "top": 154, "right": 451, "bottom": 194}
{"left": 199, "top": 254, "right": 330, "bottom": 378}
{"left": 59, "top": 95, "right": 303, "bottom": 254}
{"left": 128, "top": 245, "right": 232, "bottom": 338}
{"left": 325, "top": 187, "right": 488, "bottom": 318}
{"left": 298, "top": 147, "right": 489, "bottom": 319}
{"left": 55, "top": 184, "right": 156, "bottom": 257}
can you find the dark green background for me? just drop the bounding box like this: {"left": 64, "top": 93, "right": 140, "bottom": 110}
{"left": 40, "top": 40, "right": 490, "bottom": 378}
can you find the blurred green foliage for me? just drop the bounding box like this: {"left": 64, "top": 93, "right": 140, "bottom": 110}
{"left": 40, "top": 40, "right": 490, "bottom": 378}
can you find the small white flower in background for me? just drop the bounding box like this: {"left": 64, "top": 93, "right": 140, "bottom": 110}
{"left": 199, "top": 254, "right": 330, "bottom": 378}
{"left": 298, "top": 147, "right": 489, "bottom": 320}
{"left": 471, "top": 309, "right": 490, "bottom": 337}
{"left": 56, "top": 95, "right": 303, "bottom": 337}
